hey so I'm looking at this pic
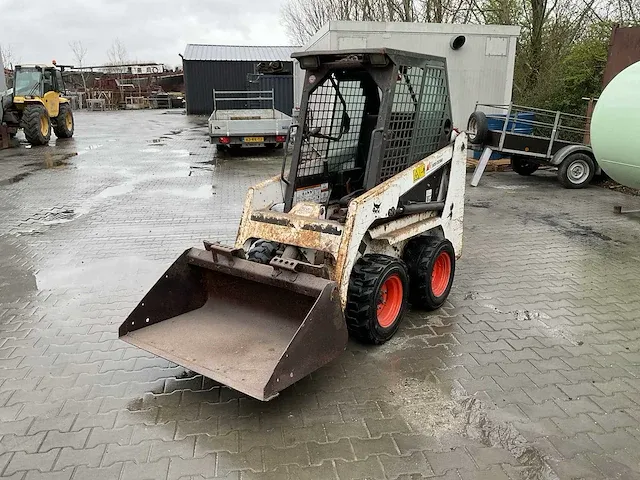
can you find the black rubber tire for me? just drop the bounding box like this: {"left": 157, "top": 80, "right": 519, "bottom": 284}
{"left": 246, "top": 240, "right": 280, "bottom": 264}
{"left": 345, "top": 254, "right": 409, "bottom": 344}
{"left": 403, "top": 237, "right": 455, "bottom": 311}
{"left": 467, "top": 111, "right": 488, "bottom": 145}
{"left": 512, "top": 157, "right": 539, "bottom": 176}
{"left": 558, "top": 153, "right": 595, "bottom": 189}
{"left": 22, "top": 104, "right": 51, "bottom": 146}
{"left": 53, "top": 103, "right": 74, "bottom": 138}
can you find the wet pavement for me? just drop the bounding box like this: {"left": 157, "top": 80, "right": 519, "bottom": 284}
{"left": 1, "top": 109, "right": 640, "bottom": 480}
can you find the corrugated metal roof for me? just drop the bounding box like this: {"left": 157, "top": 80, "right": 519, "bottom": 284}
{"left": 183, "top": 44, "right": 299, "bottom": 62}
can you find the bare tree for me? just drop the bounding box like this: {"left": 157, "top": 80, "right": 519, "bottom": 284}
{"left": 0, "top": 43, "right": 19, "bottom": 70}
{"left": 69, "top": 40, "right": 88, "bottom": 92}
{"left": 107, "top": 38, "right": 128, "bottom": 71}
{"left": 281, "top": 0, "right": 477, "bottom": 43}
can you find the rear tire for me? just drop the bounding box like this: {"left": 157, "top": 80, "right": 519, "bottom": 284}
{"left": 22, "top": 104, "right": 51, "bottom": 146}
{"left": 512, "top": 157, "right": 539, "bottom": 176}
{"left": 403, "top": 237, "right": 455, "bottom": 311}
{"left": 467, "top": 111, "right": 488, "bottom": 145}
{"left": 345, "top": 254, "right": 409, "bottom": 344}
{"left": 558, "top": 153, "right": 595, "bottom": 189}
{"left": 246, "top": 240, "right": 280, "bottom": 264}
{"left": 53, "top": 103, "right": 74, "bottom": 138}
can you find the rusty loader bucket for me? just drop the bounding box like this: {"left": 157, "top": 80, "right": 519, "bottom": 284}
{"left": 118, "top": 243, "right": 347, "bottom": 401}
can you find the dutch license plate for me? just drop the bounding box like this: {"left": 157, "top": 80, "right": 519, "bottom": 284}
{"left": 244, "top": 136, "right": 264, "bottom": 143}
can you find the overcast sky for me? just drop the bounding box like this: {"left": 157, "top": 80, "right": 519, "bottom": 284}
{"left": 1, "top": 0, "right": 292, "bottom": 68}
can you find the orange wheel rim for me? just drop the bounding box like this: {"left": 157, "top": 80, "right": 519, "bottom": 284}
{"left": 431, "top": 251, "right": 452, "bottom": 297}
{"left": 377, "top": 274, "right": 403, "bottom": 328}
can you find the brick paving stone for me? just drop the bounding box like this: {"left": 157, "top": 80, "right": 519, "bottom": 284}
{"left": 150, "top": 437, "right": 197, "bottom": 462}
{"left": 458, "top": 465, "right": 511, "bottom": 480}
{"left": 102, "top": 441, "right": 151, "bottom": 467}
{"left": 325, "top": 421, "right": 368, "bottom": 442}
{"left": 283, "top": 424, "right": 327, "bottom": 446}
{"left": 425, "top": 448, "right": 475, "bottom": 475}
{"left": 4, "top": 449, "right": 60, "bottom": 475}
{"left": 365, "top": 417, "right": 412, "bottom": 438}
{"left": 308, "top": 438, "right": 355, "bottom": 464}
{"left": 379, "top": 452, "right": 434, "bottom": 477}
{"left": 167, "top": 456, "right": 217, "bottom": 480}
{"left": 350, "top": 435, "right": 398, "bottom": 460}
{"left": 121, "top": 458, "right": 170, "bottom": 480}
{"left": 335, "top": 457, "right": 385, "bottom": 480}
{"left": 262, "top": 444, "right": 309, "bottom": 470}
{"left": 55, "top": 444, "right": 106, "bottom": 470}
{"left": 24, "top": 470, "right": 73, "bottom": 480}
{"left": 288, "top": 461, "right": 338, "bottom": 480}
{"left": 217, "top": 450, "right": 262, "bottom": 476}
{"left": 195, "top": 433, "right": 239, "bottom": 457}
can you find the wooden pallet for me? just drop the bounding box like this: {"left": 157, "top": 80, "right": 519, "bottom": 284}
{"left": 466, "top": 157, "right": 512, "bottom": 172}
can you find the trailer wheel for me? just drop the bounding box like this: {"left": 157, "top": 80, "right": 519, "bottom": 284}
{"left": 247, "top": 240, "right": 280, "bottom": 264}
{"left": 345, "top": 254, "right": 409, "bottom": 344}
{"left": 558, "top": 153, "right": 595, "bottom": 189}
{"left": 512, "top": 157, "right": 539, "bottom": 176}
{"left": 467, "top": 111, "right": 488, "bottom": 145}
{"left": 403, "top": 237, "right": 455, "bottom": 311}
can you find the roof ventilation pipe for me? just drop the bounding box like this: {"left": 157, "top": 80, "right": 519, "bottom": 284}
{"left": 450, "top": 35, "right": 466, "bottom": 50}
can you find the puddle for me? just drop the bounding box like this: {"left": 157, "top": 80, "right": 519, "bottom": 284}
{"left": 152, "top": 184, "right": 214, "bottom": 199}
{"left": 38, "top": 208, "right": 78, "bottom": 225}
{"left": 35, "top": 256, "right": 165, "bottom": 291}
{"left": 97, "top": 183, "right": 136, "bottom": 198}
{"left": 170, "top": 150, "right": 191, "bottom": 158}
{"left": 456, "top": 393, "right": 559, "bottom": 480}
{"left": 0, "top": 172, "right": 32, "bottom": 186}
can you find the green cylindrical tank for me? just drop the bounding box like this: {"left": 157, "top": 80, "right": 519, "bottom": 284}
{"left": 591, "top": 61, "right": 640, "bottom": 189}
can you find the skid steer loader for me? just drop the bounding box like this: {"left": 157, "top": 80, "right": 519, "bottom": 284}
{"left": 120, "top": 49, "right": 467, "bottom": 401}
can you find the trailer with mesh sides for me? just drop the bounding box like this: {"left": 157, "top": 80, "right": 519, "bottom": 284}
{"left": 208, "top": 89, "right": 292, "bottom": 152}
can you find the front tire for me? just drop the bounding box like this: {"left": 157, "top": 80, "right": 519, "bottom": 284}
{"left": 53, "top": 103, "right": 74, "bottom": 138}
{"left": 512, "top": 157, "right": 539, "bottom": 176}
{"left": 22, "top": 104, "right": 51, "bottom": 146}
{"left": 345, "top": 254, "right": 409, "bottom": 344}
{"left": 246, "top": 240, "right": 279, "bottom": 264}
{"left": 558, "top": 153, "right": 595, "bottom": 189}
{"left": 403, "top": 237, "right": 455, "bottom": 311}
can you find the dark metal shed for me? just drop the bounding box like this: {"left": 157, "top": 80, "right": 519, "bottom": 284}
{"left": 182, "top": 44, "right": 299, "bottom": 115}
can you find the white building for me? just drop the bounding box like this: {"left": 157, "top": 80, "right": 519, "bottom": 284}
{"left": 295, "top": 21, "right": 521, "bottom": 129}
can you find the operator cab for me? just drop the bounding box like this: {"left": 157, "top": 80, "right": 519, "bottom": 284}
{"left": 283, "top": 50, "right": 453, "bottom": 221}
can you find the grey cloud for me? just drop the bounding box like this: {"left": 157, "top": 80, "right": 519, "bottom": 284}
{"left": 1, "top": 0, "right": 291, "bottom": 67}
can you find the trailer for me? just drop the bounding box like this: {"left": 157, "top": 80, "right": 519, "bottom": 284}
{"left": 468, "top": 103, "right": 599, "bottom": 189}
{"left": 208, "top": 89, "right": 291, "bottom": 151}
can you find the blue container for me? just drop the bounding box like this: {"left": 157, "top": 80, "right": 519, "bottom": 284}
{"left": 487, "top": 112, "right": 535, "bottom": 135}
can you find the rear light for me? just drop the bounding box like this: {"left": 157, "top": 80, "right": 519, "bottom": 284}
{"left": 219, "top": 137, "right": 230, "bottom": 145}
{"left": 275, "top": 135, "right": 286, "bottom": 143}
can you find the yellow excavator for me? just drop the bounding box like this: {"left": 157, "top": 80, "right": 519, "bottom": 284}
{"left": 1, "top": 62, "right": 74, "bottom": 146}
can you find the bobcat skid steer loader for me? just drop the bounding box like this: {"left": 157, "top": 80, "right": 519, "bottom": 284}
{"left": 119, "top": 49, "right": 467, "bottom": 401}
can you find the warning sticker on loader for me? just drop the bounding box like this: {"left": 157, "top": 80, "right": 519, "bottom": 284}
{"left": 294, "top": 183, "right": 330, "bottom": 204}
{"left": 413, "top": 164, "right": 426, "bottom": 182}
